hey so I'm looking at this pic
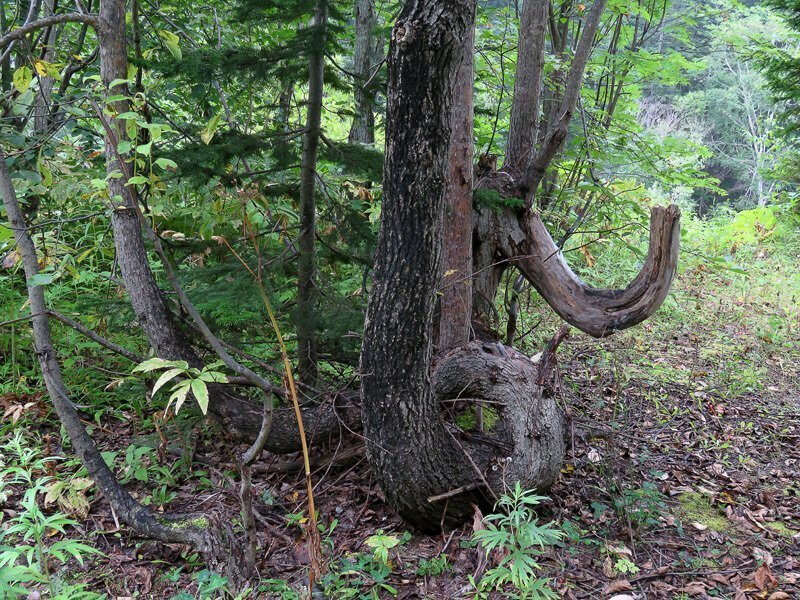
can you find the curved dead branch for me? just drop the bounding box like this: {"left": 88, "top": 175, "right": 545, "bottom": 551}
{"left": 472, "top": 181, "right": 680, "bottom": 338}
{"left": 515, "top": 205, "right": 681, "bottom": 337}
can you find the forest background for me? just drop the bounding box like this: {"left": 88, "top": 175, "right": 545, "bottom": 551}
{"left": 0, "top": 0, "right": 798, "bottom": 597}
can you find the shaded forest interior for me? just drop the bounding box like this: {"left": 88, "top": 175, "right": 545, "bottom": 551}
{"left": 0, "top": 0, "right": 798, "bottom": 598}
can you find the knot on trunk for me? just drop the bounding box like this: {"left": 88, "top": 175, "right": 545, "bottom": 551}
{"left": 433, "top": 340, "right": 566, "bottom": 495}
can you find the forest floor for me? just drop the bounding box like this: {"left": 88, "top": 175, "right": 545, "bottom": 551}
{"left": 1, "top": 250, "right": 798, "bottom": 599}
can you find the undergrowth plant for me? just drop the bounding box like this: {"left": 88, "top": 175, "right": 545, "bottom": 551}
{"left": 0, "top": 431, "right": 103, "bottom": 599}
{"left": 470, "top": 483, "right": 563, "bottom": 599}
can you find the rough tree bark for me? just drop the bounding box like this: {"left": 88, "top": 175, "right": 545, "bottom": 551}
{"left": 99, "top": 0, "right": 197, "bottom": 366}
{"left": 297, "top": 0, "right": 328, "bottom": 385}
{"left": 361, "top": 0, "right": 564, "bottom": 530}
{"left": 349, "top": 0, "right": 382, "bottom": 144}
{"left": 438, "top": 13, "right": 474, "bottom": 350}
{"left": 361, "top": 0, "right": 680, "bottom": 530}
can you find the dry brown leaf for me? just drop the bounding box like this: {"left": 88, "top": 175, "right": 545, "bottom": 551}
{"left": 708, "top": 573, "right": 730, "bottom": 586}
{"left": 602, "top": 556, "right": 615, "bottom": 579}
{"left": 753, "top": 547, "right": 774, "bottom": 566}
{"left": 603, "top": 579, "right": 632, "bottom": 595}
{"left": 2, "top": 250, "right": 20, "bottom": 268}
{"left": 753, "top": 564, "right": 779, "bottom": 591}
{"left": 782, "top": 572, "right": 799, "bottom": 584}
{"left": 766, "top": 593, "right": 791, "bottom": 600}
{"left": 680, "top": 581, "right": 708, "bottom": 596}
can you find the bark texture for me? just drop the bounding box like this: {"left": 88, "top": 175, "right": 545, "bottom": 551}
{"left": 361, "top": 0, "right": 480, "bottom": 528}
{"left": 99, "top": 0, "right": 197, "bottom": 365}
{"left": 523, "top": 0, "right": 608, "bottom": 200}
{"left": 438, "top": 15, "right": 475, "bottom": 350}
{"left": 473, "top": 177, "right": 681, "bottom": 338}
{"left": 360, "top": 0, "right": 563, "bottom": 530}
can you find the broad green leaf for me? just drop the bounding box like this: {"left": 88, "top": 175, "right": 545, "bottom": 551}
{"left": 159, "top": 30, "right": 182, "bottom": 60}
{"left": 33, "top": 59, "right": 60, "bottom": 78}
{"left": 201, "top": 114, "right": 222, "bottom": 145}
{"left": 27, "top": 273, "right": 55, "bottom": 287}
{"left": 37, "top": 158, "right": 52, "bottom": 187}
{"left": 135, "top": 142, "right": 152, "bottom": 156}
{"left": 108, "top": 78, "right": 131, "bottom": 89}
{"left": 169, "top": 382, "right": 191, "bottom": 414}
{"left": 191, "top": 379, "right": 209, "bottom": 414}
{"left": 197, "top": 370, "right": 228, "bottom": 383}
{"left": 152, "top": 368, "right": 184, "bottom": 396}
{"left": 154, "top": 157, "right": 178, "bottom": 171}
{"left": 126, "top": 175, "right": 149, "bottom": 185}
{"left": 133, "top": 357, "right": 188, "bottom": 373}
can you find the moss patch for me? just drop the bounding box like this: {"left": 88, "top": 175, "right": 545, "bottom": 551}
{"left": 157, "top": 515, "right": 209, "bottom": 529}
{"left": 766, "top": 521, "right": 798, "bottom": 539}
{"left": 455, "top": 405, "right": 500, "bottom": 432}
{"left": 676, "top": 492, "right": 733, "bottom": 535}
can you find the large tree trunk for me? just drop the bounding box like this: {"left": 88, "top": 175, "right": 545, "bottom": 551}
{"left": 297, "top": 0, "right": 328, "bottom": 385}
{"left": 438, "top": 13, "right": 474, "bottom": 350}
{"left": 361, "top": 0, "right": 564, "bottom": 530}
{"left": 361, "top": 0, "right": 480, "bottom": 528}
{"left": 361, "top": 0, "right": 681, "bottom": 531}
{"left": 348, "top": 0, "right": 382, "bottom": 144}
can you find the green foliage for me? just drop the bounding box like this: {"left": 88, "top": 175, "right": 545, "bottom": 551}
{"left": 612, "top": 482, "right": 668, "bottom": 530}
{"left": 169, "top": 568, "right": 252, "bottom": 599}
{"left": 132, "top": 358, "right": 229, "bottom": 415}
{"left": 473, "top": 189, "right": 525, "bottom": 211}
{"left": 0, "top": 432, "right": 103, "bottom": 599}
{"left": 415, "top": 555, "right": 452, "bottom": 577}
{"left": 760, "top": 0, "right": 800, "bottom": 132}
{"left": 318, "top": 530, "right": 412, "bottom": 598}
{"left": 470, "top": 483, "right": 562, "bottom": 599}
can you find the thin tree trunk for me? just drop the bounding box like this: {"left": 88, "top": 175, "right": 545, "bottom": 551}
{"left": 33, "top": 0, "right": 57, "bottom": 135}
{"left": 473, "top": 0, "right": 606, "bottom": 316}
{"left": 349, "top": 0, "right": 382, "bottom": 144}
{"left": 297, "top": 0, "right": 328, "bottom": 385}
{"left": 438, "top": 16, "right": 475, "bottom": 350}
{"left": 99, "top": 0, "right": 197, "bottom": 365}
{"left": 0, "top": 4, "right": 11, "bottom": 92}
{"left": 96, "top": 0, "right": 348, "bottom": 452}
{"left": 523, "top": 0, "right": 608, "bottom": 199}
{"left": 504, "top": 0, "right": 548, "bottom": 174}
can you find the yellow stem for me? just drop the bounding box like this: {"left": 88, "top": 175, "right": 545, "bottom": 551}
{"left": 223, "top": 238, "right": 323, "bottom": 593}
